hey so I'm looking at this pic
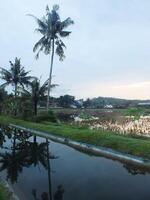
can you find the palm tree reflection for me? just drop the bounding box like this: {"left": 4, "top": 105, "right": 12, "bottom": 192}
{"left": 54, "top": 185, "right": 65, "bottom": 200}
{"left": 0, "top": 128, "right": 27, "bottom": 183}
{"left": 0, "top": 126, "right": 61, "bottom": 200}
{"left": 32, "top": 138, "right": 59, "bottom": 200}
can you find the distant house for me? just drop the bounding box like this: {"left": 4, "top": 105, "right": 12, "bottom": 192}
{"left": 104, "top": 104, "right": 113, "bottom": 109}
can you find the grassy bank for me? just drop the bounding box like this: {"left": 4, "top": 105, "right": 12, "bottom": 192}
{"left": 1, "top": 115, "right": 150, "bottom": 159}
{"left": 0, "top": 183, "right": 10, "bottom": 200}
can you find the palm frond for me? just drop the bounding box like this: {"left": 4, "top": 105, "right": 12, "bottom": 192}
{"left": 19, "top": 87, "right": 31, "bottom": 96}
{"left": 0, "top": 82, "right": 10, "bottom": 89}
{"left": 34, "top": 28, "right": 46, "bottom": 35}
{"left": 53, "top": 4, "right": 59, "bottom": 11}
{"left": 59, "top": 31, "right": 71, "bottom": 37}
{"left": 55, "top": 39, "right": 66, "bottom": 61}
{"left": 51, "top": 6, "right": 60, "bottom": 24}
{"left": 28, "top": 14, "right": 47, "bottom": 30}
{"left": 33, "top": 36, "right": 45, "bottom": 52}
{"left": 61, "top": 17, "right": 74, "bottom": 30}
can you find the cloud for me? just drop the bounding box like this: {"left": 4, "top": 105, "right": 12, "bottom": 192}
{"left": 70, "top": 81, "right": 150, "bottom": 100}
{"left": 112, "top": 81, "right": 150, "bottom": 89}
{"left": 1, "top": 0, "right": 150, "bottom": 99}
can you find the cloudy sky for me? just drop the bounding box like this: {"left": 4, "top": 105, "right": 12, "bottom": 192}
{"left": 1, "top": 0, "right": 150, "bottom": 99}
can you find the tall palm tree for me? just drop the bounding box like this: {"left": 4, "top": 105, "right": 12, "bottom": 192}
{"left": 21, "top": 78, "right": 58, "bottom": 115}
{"left": 0, "top": 58, "right": 33, "bottom": 115}
{"left": 30, "top": 4, "right": 74, "bottom": 110}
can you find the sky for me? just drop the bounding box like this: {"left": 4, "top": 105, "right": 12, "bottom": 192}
{"left": 1, "top": 0, "right": 150, "bottom": 100}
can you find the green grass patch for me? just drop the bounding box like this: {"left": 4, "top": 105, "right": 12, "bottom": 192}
{"left": 1, "top": 115, "right": 150, "bottom": 159}
{"left": 0, "top": 182, "right": 9, "bottom": 200}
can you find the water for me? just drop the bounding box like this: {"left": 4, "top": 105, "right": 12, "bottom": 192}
{"left": 0, "top": 125, "right": 150, "bottom": 200}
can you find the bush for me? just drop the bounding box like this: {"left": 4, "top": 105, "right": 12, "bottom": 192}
{"left": 56, "top": 112, "right": 73, "bottom": 122}
{"left": 31, "top": 110, "right": 57, "bottom": 123}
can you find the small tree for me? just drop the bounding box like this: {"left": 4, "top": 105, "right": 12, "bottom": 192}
{"left": 21, "top": 78, "right": 58, "bottom": 115}
{"left": 0, "top": 58, "right": 33, "bottom": 115}
{"left": 30, "top": 4, "right": 74, "bottom": 110}
{"left": 58, "top": 95, "right": 75, "bottom": 108}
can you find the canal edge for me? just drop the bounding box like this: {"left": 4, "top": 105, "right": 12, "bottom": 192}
{"left": 9, "top": 123, "right": 150, "bottom": 170}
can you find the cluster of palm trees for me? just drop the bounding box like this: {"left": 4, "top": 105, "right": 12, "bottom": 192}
{"left": 0, "top": 57, "right": 54, "bottom": 116}
{"left": 0, "top": 4, "right": 74, "bottom": 116}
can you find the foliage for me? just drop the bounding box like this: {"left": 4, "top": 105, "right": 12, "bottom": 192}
{"left": 58, "top": 95, "right": 75, "bottom": 108}
{"left": 2, "top": 96, "right": 16, "bottom": 115}
{"left": 82, "top": 97, "right": 150, "bottom": 109}
{"left": 124, "top": 107, "right": 145, "bottom": 118}
{"left": 18, "top": 98, "right": 33, "bottom": 119}
{"left": 0, "top": 58, "right": 32, "bottom": 94}
{"left": 20, "top": 78, "right": 58, "bottom": 115}
{"left": 0, "top": 183, "right": 9, "bottom": 200}
{"left": 0, "top": 58, "right": 33, "bottom": 116}
{"left": 31, "top": 110, "right": 57, "bottom": 123}
{"left": 79, "top": 112, "right": 92, "bottom": 120}
{"left": 0, "top": 88, "right": 8, "bottom": 113}
{"left": 56, "top": 112, "right": 74, "bottom": 122}
{"left": 83, "top": 98, "right": 92, "bottom": 108}
{"left": 30, "top": 5, "right": 74, "bottom": 60}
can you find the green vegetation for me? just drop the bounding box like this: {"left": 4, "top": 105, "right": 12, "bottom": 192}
{"left": 1, "top": 115, "right": 150, "bottom": 160}
{"left": 0, "top": 58, "right": 33, "bottom": 116}
{"left": 0, "top": 182, "right": 9, "bottom": 200}
{"left": 124, "top": 107, "right": 145, "bottom": 118}
{"left": 20, "top": 78, "right": 57, "bottom": 115}
{"left": 81, "top": 96, "right": 150, "bottom": 109}
{"left": 31, "top": 110, "right": 57, "bottom": 123}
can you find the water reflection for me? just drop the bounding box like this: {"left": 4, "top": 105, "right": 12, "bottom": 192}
{"left": 0, "top": 125, "right": 59, "bottom": 200}
{"left": 54, "top": 185, "right": 65, "bottom": 200}
{"left": 0, "top": 128, "right": 28, "bottom": 183}
{"left": 0, "top": 125, "right": 150, "bottom": 200}
{"left": 32, "top": 185, "right": 65, "bottom": 200}
{"left": 123, "top": 163, "right": 148, "bottom": 175}
{"left": 32, "top": 189, "right": 49, "bottom": 200}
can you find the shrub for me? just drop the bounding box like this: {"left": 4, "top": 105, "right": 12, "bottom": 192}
{"left": 56, "top": 112, "right": 73, "bottom": 122}
{"left": 31, "top": 110, "right": 57, "bottom": 123}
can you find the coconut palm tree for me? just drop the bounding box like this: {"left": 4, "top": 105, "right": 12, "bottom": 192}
{"left": 0, "top": 57, "right": 32, "bottom": 97}
{"left": 20, "top": 78, "right": 58, "bottom": 115}
{"left": 29, "top": 4, "right": 74, "bottom": 110}
{"left": 0, "top": 58, "right": 33, "bottom": 115}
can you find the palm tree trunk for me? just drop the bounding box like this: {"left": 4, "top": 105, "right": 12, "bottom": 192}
{"left": 46, "top": 39, "right": 55, "bottom": 111}
{"left": 14, "top": 83, "right": 17, "bottom": 116}
{"left": 34, "top": 100, "right": 38, "bottom": 115}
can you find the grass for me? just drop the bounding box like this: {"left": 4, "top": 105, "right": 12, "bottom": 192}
{"left": 1, "top": 115, "right": 150, "bottom": 159}
{"left": 0, "top": 183, "right": 9, "bottom": 200}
